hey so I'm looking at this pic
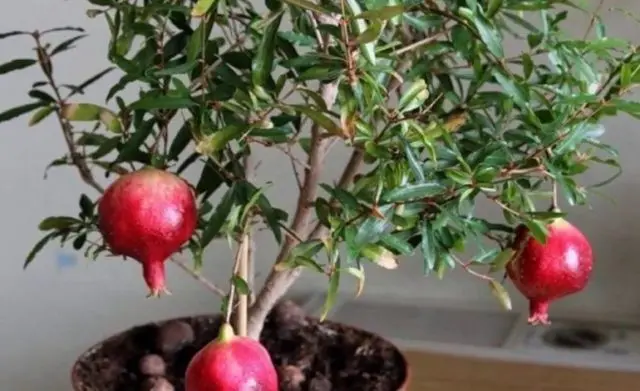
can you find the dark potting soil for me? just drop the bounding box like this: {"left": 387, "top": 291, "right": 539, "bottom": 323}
{"left": 72, "top": 300, "right": 408, "bottom": 391}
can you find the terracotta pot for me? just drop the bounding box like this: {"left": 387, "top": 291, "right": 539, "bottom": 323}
{"left": 71, "top": 313, "right": 410, "bottom": 391}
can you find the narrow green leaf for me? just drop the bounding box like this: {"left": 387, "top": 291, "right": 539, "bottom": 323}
{"left": 191, "top": 0, "right": 219, "bottom": 17}
{"left": 460, "top": 7, "right": 504, "bottom": 57}
{"left": 486, "top": 0, "right": 503, "bottom": 18}
{"left": 292, "top": 105, "right": 344, "bottom": 137}
{"left": 0, "top": 31, "right": 30, "bottom": 40}
{"left": 524, "top": 219, "right": 549, "bottom": 244}
{"left": 345, "top": 0, "right": 376, "bottom": 65}
{"left": 382, "top": 182, "right": 445, "bottom": 203}
{"left": 79, "top": 194, "right": 94, "bottom": 219}
{"left": 72, "top": 233, "right": 86, "bottom": 250}
{"left": 345, "top": 265, "right": 365, "bottom": 297}
{"left": 23, "top": 232, "right": 58, "bottom": 269}
{"left": 488, "top": 248, "right": 515, "bottom": 273}
{"left": 28, "top": 105, "right": 55, "bottom": 126}
{"left": 491, "top": 69, "right": 528, "bottom": 108}
{"left": 0, "top": 102, "right": 47, "bottom": 123}
{"left": 201, "top": 185, "right": 236, "bottom": 246}
{"left": 354, "top": 216, "right": 389, "bottom": 245}
{"left": 61, "top": 103, "right": 122, "bottom": 133}
{"left": 281, "top": 0, "right": 331, "bottom": 14}
{"left": 129, "top": 95, "right": 196, "bottom": 110}
{"left": 355, "top": 5, "right": 405, "bottom": 20}
{"left": 420, "top": 221, "right": 436, "bottom": 273}
{"left": 0, "top": 59, "right": 37, "bottom": 75}
{"left": 320, "top": 258, "right": 341, "bottom": 321}
{"left": 398, "top": 79, "right": 429, "bottom": 113}
{"left": 231, "top": 275, "right": 251, "bottom": 295}
{"left": 50, "top": 34, "right": 88, "bottom": 56}
{"left": 252, "top": 11, "right": 283, "bottom": 88}
{"left": 489, "top": 280, "right": 512, "bottom": 311}
{"left": 356, "top": 20, "right": 383, "bottom": 45}
{"left": 38, "top": 216, "right": 81, "bottom": 231}
{"left": 196, "top": 123, "right": 251, "bottom": 154}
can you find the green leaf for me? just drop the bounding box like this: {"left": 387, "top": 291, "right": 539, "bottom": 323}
{"left": 252, "top": 11, "right": 283, "bottom": 88}
{"left": 0, "top": 58, "right": 36, "bottom": 75}
{"left": 345, "top": 0, "right": 376, "bottom": 65}
{"left": 0, "top": 102, "right": 47, "bottom": 123}
{"left": 402, "top": 137, "right": 425, "bottom": 182}
{"left": 38, "top": 216, "right": 81, "bottom": 231}
{"left": 486, "top": 0, "right": 503, "bottom": 18}
{"left": 129, "top": 95, "right": 196, "bottom": 110}
{"left": 354, "top": 215, "right": 389, "bottom": 245}
{"left": 281, "top": 0, "right": 331, "bottom": 14}
{"left": 489, "top": 280, "right": 512, "bottom": 311}
{"left": 196, "top": 123, "right": 251, "bottom": 154}
{"left": 355, "top": 5, "right": 405, "bottom": 20}
{"left": 356, "top": 20, "right": 383, "bottom": 45}
{"left": 50, "top": 34, "right": 88, "bottom": 56}
{"left": 346, "top": 265, "right": 365, "bottom": 297}
{"left": 460, "top": 7, "right": 504, "bottom": 58}
{"left": 23, "top": 232, "right": 58, "bottom": 269}
{"left": 201, "top": 185, "right": 236, "bottom": 246}
{"left": 61, "top": 103, "right": 122, "bottom": 133}
{"left": 0, "top": 31, "right": 30, "bottom": 40}
{"left": 491, "top": 69, "right": 528, "bottom": 108}
{"left": 320, "top": 257, "right": 341, "bottom": 321}
{"left": 72, "top": 233, "right": 87, "bottom": 250}
{"left": 231, "top": 275, "right": 251, "bottom": 295}
{"left": 488, "top": 248, "right": 515, "bottom": 273}
{"left": 28, "top": 105, "right": 55, "bottom": 126}
{"left": 191, "top": 0, "right": 219, "bottom": 17}
{"left": 292, "top": 105, "right": 344, "bottom": 137}
{"left": 398, "top": 79, "right": 429, "bottom": 113}
{"left": 360, "top": 244, "right": 398, "bottom": 269}
{"left": 420, "top": 221, "right": 436, "bottom": 273}
{"left": 79, "top": 194, "right": 94, "bottom": 219}
{"left": 524, "top": 219, "right": 549, "bottom": 244}
{"left": 382, "top": 182, "right": 445, "bottom": 203}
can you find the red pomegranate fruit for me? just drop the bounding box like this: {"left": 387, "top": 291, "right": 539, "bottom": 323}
{"left": 185, "top": 323, "right": 278, "bottom": 391}
{"left": 97, "top": 167, "right": 197, "bottom": 296}
{"left": 506, "top": 218, "right": 593, "bottom": 325}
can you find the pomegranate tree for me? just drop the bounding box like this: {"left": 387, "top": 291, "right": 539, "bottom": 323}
{"left": 4, "top": 0, "right": 639, "bottom": 389}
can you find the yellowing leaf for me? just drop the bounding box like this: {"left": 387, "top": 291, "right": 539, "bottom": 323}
{"left": 61, "top": 103, "right": 122, "bottom": 133}
{"left": 489, "top": 279, "right": 512, "bottom": 311}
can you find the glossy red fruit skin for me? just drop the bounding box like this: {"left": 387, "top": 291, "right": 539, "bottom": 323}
{"left": 97, "top": 167, "right": 197, "bottom": 295}
{"left": 185, "top": 335, "right": 278, "bottom": 391}
{"left": 506, "top": 219, "right": 593, "bottom": 325}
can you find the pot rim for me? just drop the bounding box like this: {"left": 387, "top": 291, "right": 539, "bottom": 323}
{"left": 70, "top": 313, "right": 411, "bottom": 391}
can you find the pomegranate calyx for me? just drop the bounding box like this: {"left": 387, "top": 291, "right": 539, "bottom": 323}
{"left": 146, "top": 286, "right": 172, "bottom": 298}
{"left": 528, "top": 300, "right": 551, "bottom": 325}
{"left": 217, "top": 322, "right": 236, "bottom": 343}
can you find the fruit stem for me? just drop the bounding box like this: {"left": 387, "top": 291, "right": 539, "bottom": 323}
{"left": 217, "top": 322, "right": 236, "bottom": 343}
{"left": 235, "top": 233, "right": 250, "bottom": 337}
{"left": 225, "top": 234, "right": 250, "bottom": 337}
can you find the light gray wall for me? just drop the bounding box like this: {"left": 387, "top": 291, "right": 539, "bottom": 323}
{"left": 1, "top": 0, "right": 639, "bottom": 389}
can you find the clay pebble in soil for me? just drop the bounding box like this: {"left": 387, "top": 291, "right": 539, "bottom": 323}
{"left": 72, "top": 300, "right": 407, "bottom": 391}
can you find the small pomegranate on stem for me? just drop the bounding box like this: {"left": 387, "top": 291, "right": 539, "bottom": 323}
{"left": 185, "top": 235, "right": 277, "bottom": 391}
{"left": 185, "top": 322, "right": 278, "bottom": 391}
{"left": 506, "top": 217, "right": 593, "bottom": 325}
{"left": 97, "top": 167, "right": 197, "bottom": 297}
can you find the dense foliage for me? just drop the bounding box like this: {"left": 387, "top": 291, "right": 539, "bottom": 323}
{"left": 1, "top": 0, "right": 637, "bottom": 332}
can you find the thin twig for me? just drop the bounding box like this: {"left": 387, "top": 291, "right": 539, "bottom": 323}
{"left": 225, "top": 240, "right": 244, "bottom": 325}
{"left": 170, "top": 257, "right": 226, "bottom": 297}
{"left": 233, "top": 234, "right": 250, "bottom": 337}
